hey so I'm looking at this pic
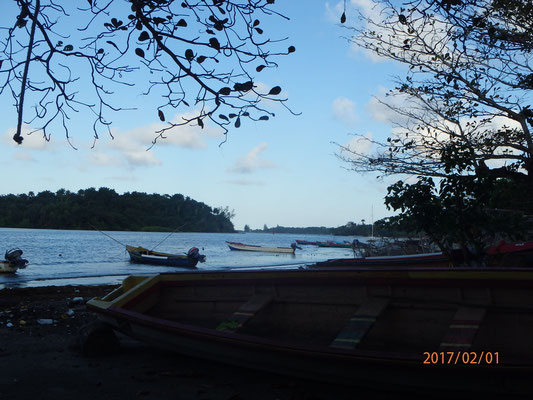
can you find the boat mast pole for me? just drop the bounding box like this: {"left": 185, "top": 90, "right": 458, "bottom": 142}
{"left": 371, "top": 204, "right": 374, "bottom": 238}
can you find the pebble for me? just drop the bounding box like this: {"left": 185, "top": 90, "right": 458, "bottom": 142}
{"left": 37, "top": 319, "right": 55, "bottom": 325}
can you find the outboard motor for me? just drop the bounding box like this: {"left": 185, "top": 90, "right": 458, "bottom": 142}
{"left": 5, "top": 248, "right": 29, "bottom": 269}
{"left": 187, "top": 247, "right": 206, "bottom": 263}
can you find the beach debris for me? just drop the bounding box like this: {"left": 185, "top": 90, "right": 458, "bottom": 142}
{"left": 6, "top": 322, "right": 13, "bottom": 328}
{"left": 19, "top": 320, "right": 26, "bottom": 326}
{"left": 71, "top": 297, "right": 85, "bottom": 304}
{"left": 37, "top": 318, "right": 55, "bottom": 325}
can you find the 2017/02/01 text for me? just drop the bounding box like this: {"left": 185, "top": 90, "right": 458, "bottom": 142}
{"left": 423, "top": 351, "right": 499, "bottom": 365}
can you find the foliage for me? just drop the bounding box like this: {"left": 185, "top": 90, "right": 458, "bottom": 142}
{"left": 0, "top": 187, "right": 235, "bottom": 232}
{"left": 384, "top": 176, "right": 526, "bottom": 263}
{"left": 1, "top": 0, "right": 296, "bottom": 146}
{"left": 335, "top": 0, "right": 533, "bottom": 260}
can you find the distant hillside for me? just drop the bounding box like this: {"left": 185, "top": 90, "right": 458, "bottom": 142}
{"left": 0, "top": 187, "right": 235, "bottom": 233}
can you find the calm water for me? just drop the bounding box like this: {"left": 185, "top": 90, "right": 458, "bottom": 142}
{"left": 0, "top": 228, "right": 366, "bottom": 289}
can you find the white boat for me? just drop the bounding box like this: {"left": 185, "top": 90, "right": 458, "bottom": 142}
{"left": 226, "top": 241, "right": 297, "bottom": 254}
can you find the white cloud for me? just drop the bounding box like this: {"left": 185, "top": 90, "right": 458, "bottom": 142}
{"left": 101, "top": 110, "right": 223, "bottom": 167}
{"left": 332, "top": 97, "right": 358, "bottom": 127}
{"left": 227, "top": 142, "right": 276, "bottom": 174}
{"left": 2, "top": 126, "right": 57, "bottom": 150}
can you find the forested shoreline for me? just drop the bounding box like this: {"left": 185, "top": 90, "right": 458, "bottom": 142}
{"left": 0, "top": 188, "right": 235, "bottom": 233}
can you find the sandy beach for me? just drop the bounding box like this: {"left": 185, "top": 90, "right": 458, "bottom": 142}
{"left": 0, "top": 284, "right": 398, "bottom": 400}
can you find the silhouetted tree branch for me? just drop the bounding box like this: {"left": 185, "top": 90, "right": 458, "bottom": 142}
{"left": 1, "top": 0, "right": 296, "bottom": 146}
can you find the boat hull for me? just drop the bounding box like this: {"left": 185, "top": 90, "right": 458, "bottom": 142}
{"left": 88, "top": 268, "right": 533, "bottom": 396}
{"left": 226, "top": 241, "right": 295, "bottom": 254}
{"left": 126, "top": 245, "right": 199, "bottom": 268}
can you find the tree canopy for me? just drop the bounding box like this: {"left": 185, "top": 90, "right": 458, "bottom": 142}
{"left": 337, "top": 0, "right": 532, "bottom": 263}
{"left": 1, "top": 0, "right": 295, "bottom": 147}
{"left": 0, "top": 187, "right": 235, "bottom": 232}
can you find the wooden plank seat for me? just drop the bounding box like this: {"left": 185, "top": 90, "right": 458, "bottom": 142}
{"left": 216, "top": 294, "right": 274, "bottom": 332}
{"left": 330, "top": 297, "right": 390, "bottom": 349}
{"left": 440, "top": 306, "right": 486, "bottom": 350}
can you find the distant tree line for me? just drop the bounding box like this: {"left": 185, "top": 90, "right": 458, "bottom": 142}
{"left": 245, "top": 220, "right": 412, "bottom": 238}
{"left": 0, "top": 188, "right": 235, "bottom": 233}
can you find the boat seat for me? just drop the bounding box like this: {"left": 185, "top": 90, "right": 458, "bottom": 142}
{"left": 330, "top": 297, "right": 390, "bottom": 349}
{"left": 440, "top": 306, "right": 486, "bottom": 350}
{"left": 216, "top": 294, "right": 274, "bottom": 333}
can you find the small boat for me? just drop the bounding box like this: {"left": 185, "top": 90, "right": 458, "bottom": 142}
{"left": 0, "top": 248, "right": 29, "bottom": 273}
{"left": 316, "top": 241, "right": 352, "bottom": 248}
{"left": 125, "top": 245, "right": 206, "bottom": 268}
{"left": 226, "top": 241, "right": 297, "bottom": 254}
{"left": 295, "top": 239, "right": 317, "bottom": 246}
{"left": 87, "top": 268, "right": 533, "bottom": 396}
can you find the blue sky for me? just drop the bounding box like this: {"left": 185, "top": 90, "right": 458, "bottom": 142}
{"left": 0, "top": 1, "right": 405, "bottom": 230}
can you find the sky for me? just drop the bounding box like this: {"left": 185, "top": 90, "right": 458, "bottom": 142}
{"left": 0, "top": 0, "right": 407, "bottom": 231}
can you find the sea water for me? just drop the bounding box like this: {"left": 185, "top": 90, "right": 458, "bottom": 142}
{"left": 0, "top": 228, "right": 366, "bottom": 289}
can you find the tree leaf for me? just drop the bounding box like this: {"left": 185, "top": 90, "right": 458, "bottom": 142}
{"left": 235, "top": 117, "right": 241, "bottom": 128}
{"left": 198, "top": 118, "right": 204, "bottom": 129}
{"left": 228, "top": 113, "right": 237, "bottom": 119}
{"left": 135, "top": 48, "right": 145, "bottom": 58}
{"left": 219, "top": 87, "right": 231, "bottom": 95}
{"left": 106, "top": 41, "right": 120, "bottom": 51}
{"left": 139, "top": 31, "right": 149, "bottom": 41}
{"left": 64, "top": 44, "right": 74, "bottom": 52}
{"left": 259, "top": 115, "right": 269, "bottom": 121}
{"left": 341, "top": 12, "right": 346, "bottom": 24}
{"left": 256, "top": 65, "right": 266, "bottom": 72}
{"left": 255, "top": 28, "right": 263, "bottom": 34}
{"left": 177, "top": 19, "right": 187, "bottom": 27}
{"left": 219, "top": 114, "right": 229, "bottom": 121}
{"left": 196, "top": 56, "right": 207, "bottom": 64}
{"left": 268, "top": 86, "right": 281, "bottom": 95}
{"left": 253, "top": 19, "right": 260, "bottom": 27}
{"left": 185, "top": 49, "right": 194, "bottom": 61}
{"left": 209, "top": 37, "right": 221, "bottom": 51}
{"left": 158, "top": 110, "right": 165, "bottom": 121}
{"left": 288, "top": 46, "right": 296, "bottom": 53}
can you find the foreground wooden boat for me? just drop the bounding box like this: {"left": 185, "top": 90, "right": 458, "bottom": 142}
{"left": 88, "top": 268, "right": 533, "bottom": 396}
{"left": 0, "top": 248, "right": 29, "bottom": 273}
{"left": 226, "top": 241, "right": 297, "bottom": 254}
{"left": 125, "top": 245, "right": 206, "bottom": 268}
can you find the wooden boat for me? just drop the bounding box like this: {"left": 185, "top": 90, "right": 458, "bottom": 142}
{"left": 295, "top": 239, "right": 317, "bottom": 246}
{"left": 316, "top": 241, "right": 352, "bottom": 248}
{"left": 125, "top": 245, "right": 205, "bottom": 268}
{"left": 316, "top": 240, "right": 533, "bottom": 269}
{"left": 87, "top": 268, "right": 533, "bottom": 396}
{"left": 0, "top": 248, "right": 28, "bottom": 273}
{"left": 226, "top": 241, "right": 297, "bottom": 254}
{"left": 312, "top": 252, "right": 451, "bottom": 268}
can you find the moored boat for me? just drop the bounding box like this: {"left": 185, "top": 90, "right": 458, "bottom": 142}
{"left": 87, "top": 268, "right": 533, "bottom": 396}
{"left": 226, "top": 241, "right": 297, "bottom": 254}
{"left": 316, "top": 241, "right": 352, "bottom": 248}
{"left": 125, "top": 245, "right": 206, "bottom": 268}
{"left": 0, "top": 248, "right": 29, "bottom": 273}
{"left": 295, "top": 239, "right": 317, "bottom": 246}
{"left": 312, "top": 251, "right": 451, "bottom": 268}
